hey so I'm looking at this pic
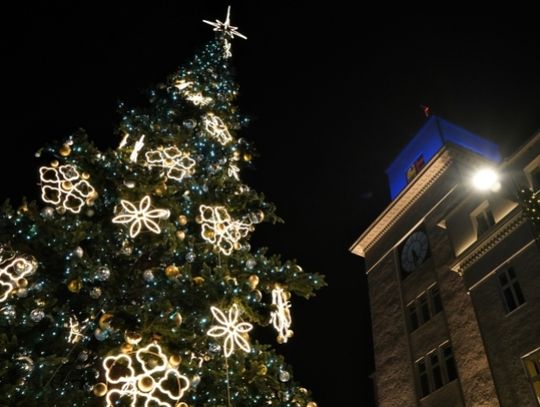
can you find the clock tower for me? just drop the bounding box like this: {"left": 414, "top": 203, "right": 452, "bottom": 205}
{"left": 351, "top": 116, "right": 502, "bottom": 407}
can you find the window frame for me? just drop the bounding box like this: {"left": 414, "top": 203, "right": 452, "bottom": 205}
{"left": 415, "top": 342, "right": 459, "bottom": 400}
{"left": 470, "top": 201, "right": 496, "bottom": 239}
{"left": 497, "top": 266, "right": 526, "bottom": 314}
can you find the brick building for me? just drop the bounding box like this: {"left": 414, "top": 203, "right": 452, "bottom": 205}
{"left": 350, "top": 116, "right": 540, "bottom": 406}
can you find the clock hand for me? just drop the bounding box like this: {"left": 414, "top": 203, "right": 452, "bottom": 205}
{"left": 412, "top": 249, "right": 419, "bottom": 265}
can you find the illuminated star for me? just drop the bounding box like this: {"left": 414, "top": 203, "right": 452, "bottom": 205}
{"left": 202, "top": 6, "right": 247, "bottom": 40}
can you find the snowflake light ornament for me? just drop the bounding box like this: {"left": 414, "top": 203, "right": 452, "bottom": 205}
{"left": 203, "top": 113, "right": 233, "bottom": 145}
{"left": 112, "top": 196, "right": 170, "bottom": 238}
{"left": 270, "top": 286, "right": 293, "bottom": 343}
{"left": 0, "top": 255, "right": 37, "bottom": 303}
{"left": 203, "top": 6, "right": 247, "bottom": 40}
{"left": 199, "top": 205, "right": 252, "bottom": 255}
{"left": 185, "top": 92, "right": 213, "bottom": 106}
{"left": 145, "top": 146, "right": 196, "bottom": 182}
{"left": 67, "top": 315, "right": 87, "bottom": 344}
{"left": 39, "top": 165, "right": 96, "bottom": 214}
{"left": 102, "top": 343, "right": 190, "bottom": 407}
{"left": 228, "top": 163, "right": 240, "bottom": 180}
{"left": 207, "top": 304, "right": 253, "bottom": 357}
{"left": 129, "top": 135, "right": 146, "bottom": 163}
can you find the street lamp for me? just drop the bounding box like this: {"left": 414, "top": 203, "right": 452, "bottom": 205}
{"left": 472, "top": 168, "right": 501, "bottom": 192}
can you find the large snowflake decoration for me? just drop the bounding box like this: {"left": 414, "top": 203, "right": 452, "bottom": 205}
{"left": 270, "top": 286, "right": 293, "bottom": 344}
{"left": 112, "top": 196, "right": 170, "bottom": 238}
{"left": 145, "top": 146, "right": 196, "bottom": 182}
{"left": 202, "top": 6, "right": 247, "bottom": 40}
{"left": 39, "top": 165, "right": 96, "bottom": 213}
{"left": 203, "top": 113, "right": 233, "bottom": 145}
{"left": 102, "top": 343, "right": 190, "bottom": 407}
{"left": 0, "top": 255, "right": 37, "bottom": 303}
{"left": 207, "top": 304, "right": 253, "bottom": 357}
{"left": 199, "top": 205, "right": 252, "bottom": 255}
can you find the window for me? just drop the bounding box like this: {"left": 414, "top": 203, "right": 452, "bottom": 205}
{"left": 406, "top": 154, "right": 426, "bottom": 183}
{"left": 407, "top": 285, "right": 443, "bottom": 332}
{"left": 523, "top": 348, "right": 540, "bottom": 404}
{"left": 415, "top": 343, "right": 458, "bottom": 399}
{"left": 474, "top": 206, "right": 495, "bottom": 237}
{"left": 498, "top": 267, "right": 525, "bottom": 313}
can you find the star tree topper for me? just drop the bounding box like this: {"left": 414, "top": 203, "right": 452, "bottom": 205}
{"left": 203, "top": 6, "right": 247, "bottom": 40}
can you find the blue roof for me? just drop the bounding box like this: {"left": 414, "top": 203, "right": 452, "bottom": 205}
{"left": 386, "top": 116, "right": 501, "bottom": 200}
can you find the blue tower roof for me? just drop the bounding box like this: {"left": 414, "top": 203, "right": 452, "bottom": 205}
{"left": 386, "top": 116, "right": 501, "bottom": 200}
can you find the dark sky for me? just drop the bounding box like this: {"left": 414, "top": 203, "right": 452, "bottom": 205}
{"left": 2, "top": 3, "right": 540, "bottom": 406}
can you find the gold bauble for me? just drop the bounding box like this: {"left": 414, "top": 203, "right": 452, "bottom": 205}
{"left": 168, "top": 354, "right": 182, "bottom": 367}
{"left": 173, "top": 312, "right": 183, "bottom": 326}
{"left": 248, "top": 275, "right": 259, "bottom": 290}
{"left": 61, "top": 180, "right": 73, "bottom": 191}
{"left": 50, "top": 160, "right": 59, "bottom": 168}
{"left": 17, "top": 204, "right": 28, "bottom": 214}
{"left": 193, "top": 276, "right": 205, "bottom": 285}
{"left": 93, "top": 382, "right": 108, "bottom": 397}
{"left": 137, "top": 375, "right": 155, "bottom": 392}
{"left": 233, "top": 242, "right": 242, "bottom": 250}
{"left": 86, "top": 191, "right": 98, "bottom": 206}
{"left": 67, "top": 279, "right": 82, "bottom": 293}
{"left": 165, "top": 265, "right": 180, "bottom": 279}
{"left": 99, "top": 313, "right": 114, "bottom": 330}
{"left": 59, "top": 144, "right": 71, "bottom": 157}
{"left": 81, "top": 172, "right": 90, "bottom": 180}
{"left": 277, "top": 335, "right": 286, "bottom": 344}
{"left": 121, "top": 342, "right": 133, "bottom": 353}
{"left": 306, "top": 402, "right": 318, "bottom": 407}
{"left": 257, "top": 364, "right": 267, "bottom": 376}
{"left": 176, "top": 230, "right": 186, "bottom": 240}
{"left": 125, "top": 330, "right": 142, "bottom": 345}
{"left": 203, "top": 229, "right": 215, "bottom": 240}
{"left": 178, "top": 215, "right": 188, "bottom": 225}
{"left": 176, "top": 403, "right": 189, "bottom": 407}
{"left": 195, "top": 215, "right": 203, "bottom": 224}
{"left": 233, "top": 151, "right": 240, "bottom": 160}
{"left": 17, "top": 278, "right": 28, "bottom": 288}
{"left": 216, "top": 223, "right": 226, "bottom": 232}
{"left": 243, "top": 153, "right": 252, "bottom": 162}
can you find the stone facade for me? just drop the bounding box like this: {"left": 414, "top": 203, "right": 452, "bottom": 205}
{"left": 352, "top": 128, "right": 540, "bottom": 407}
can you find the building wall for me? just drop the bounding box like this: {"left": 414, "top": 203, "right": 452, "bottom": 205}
{"left": 368, "top": 252, "right": 418, "bottom": 406}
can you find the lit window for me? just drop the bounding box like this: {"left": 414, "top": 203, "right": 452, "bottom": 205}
{"left": 498, "top": 267, "right": 525, "bottom": 313}
{"left": 523, "top": 348, "right": 540, "bottom": 404}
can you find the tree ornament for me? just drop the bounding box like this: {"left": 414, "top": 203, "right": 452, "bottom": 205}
{"left": 257, "top": 364, "right": 268, "bottom": 376}
{"left": 59, "top": 144, "right": 71, "bottom": 157}
{"left": 112, "top": 196, "right": 170, "bottom": 238}
{"left": 178, "top": 215, "right": 188, "bottom": 225}
{"left": 41, "top": 206, "right": 55, "bottom": 219}
{"left": 199, "top": 205, "right": 252, "bottom": 256}
{"left": 307, "top": 402, "right": 318, "bottom": 407}
{"left": 120, "top": 240, "right": 133, "bottom": 255}
{"left": 143, "top": 269, "right": 155, "bottom": 282}
{"left": 39, "top": 164, "right": 96, "bottom": 214}
{"left": 96, "top": 266, "right": 111, "bottom": 281}
{"left": 101, "top": 342, "right": 190, "bottom": 407}
{"left": 74, "top": 246, "right": 84, "bottom": 258}
{"left": 248, "top": 275, "right": 259, "bottom": 290}
{"left": 279, "top": 370, "right": 291, "bottom": 382}
{"left": 185, "top": 252, "right": 196, "bottom": 263}
{"left": 129, "top": 135, "right": 145, "bottom": 163}
{"left": 94, "top": 328, "right": 109, "bottom": 341}
{"left": 121, "top": 343, "right": 133, "bottom": 353}
{"left": 90, "top": 287, "right": 102, "bottom": 299}
{"left": 30, "top": 308, "right": 45, "bottom": 322}
{"left": 0, "top": 255, "right": 37, "bottom": 303}
{"left": 68, "top": 279, "right": 82, "bottom": 293}
{"left": 93, "top": 383, "right": 108, "bottom": 397}
{"left": 202, "top": 5, "right": 247, "bottom": 40}
{"left": 176, "top": 230, "right": 186, "bottom": 240}
{"left": 99, "top": 313, "right": 114, "bottom": 330}
{"left": 203, "top": 113, "right": 233, "bottom": 145}
{"left": 270, "top": 286, "right": 293, "bottom": 344}
{"left": 192, "top": 276, "right": 205, "bottom": 285}
{"left": 145, "top": 146, "right": 196, "bottom": 183}
{"left": 182, "top": 118, "right": 197, "bottom": 129}
{"left": 67, "top": 315, "right": 86, "bottom": 344}
{"left": 207, "top": 304, "right": 253, "bottom": 357}
{"left": 246, "top": 258, "right": 256, "bottom": 270}
{"left": 165, "top": 265, "right": 180, "bottom": 279}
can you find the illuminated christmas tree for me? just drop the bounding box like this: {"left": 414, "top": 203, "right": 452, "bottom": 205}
{"left": 0, "top": 8, "right": 324, "bottom": 406}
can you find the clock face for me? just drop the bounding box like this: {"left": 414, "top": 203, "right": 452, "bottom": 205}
{"left": 401, "top": 231, "right": 429, "bottom": 273}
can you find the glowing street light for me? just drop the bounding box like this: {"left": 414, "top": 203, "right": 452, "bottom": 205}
{"left": 472, "top": 168, "right": 500, "bottom": 191}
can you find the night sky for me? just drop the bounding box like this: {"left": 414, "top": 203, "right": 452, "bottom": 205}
{"left": 2, "top": 3, "right": 540, "bottom": 406}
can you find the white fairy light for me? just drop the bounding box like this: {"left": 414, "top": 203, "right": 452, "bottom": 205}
{"left": 199, "top": 205, "right": 252, "bottom": 255}
{"left": 224, "top": 39, "right": 232, "bottom": 58}
{"left": 67, "top": 315, "right": 86, "bottom": 344}
{"left": 0, "top": 256, "right": 36, "bottom": 303}
{"left": 112, "top": 196, "right": 170, "bottom": 238}
{"left": 102, "top": 343, "right": 190, "bottom": 407}
{"left": 118, "top": 133, "right": 129, "bottom": 149}
{"left": 270, "top": 287, "right": 293, "bottom": 343}
{"left": 145, "top": 146, "right": 196, "bottom": 182}
{"left": 203, "top": 6, "right": 247, "bottom": 40}
{"left": 130, "top": 135, "right": 146, "bottom": 163}
{"left": 185, "top": 92, "right": 213, "bottom": 106}
{"left": 207, "top": 304, "right": 253, "bottom": 357}
{"left": 39, "top": 165, "right": 96, "bottom": 214}
{"left": 203, "top": 113, "right": 233, "bottom": 145}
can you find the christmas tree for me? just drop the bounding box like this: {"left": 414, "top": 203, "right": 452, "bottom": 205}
{"left": 0, "top": 8, "right": 324, "bottom": 407}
